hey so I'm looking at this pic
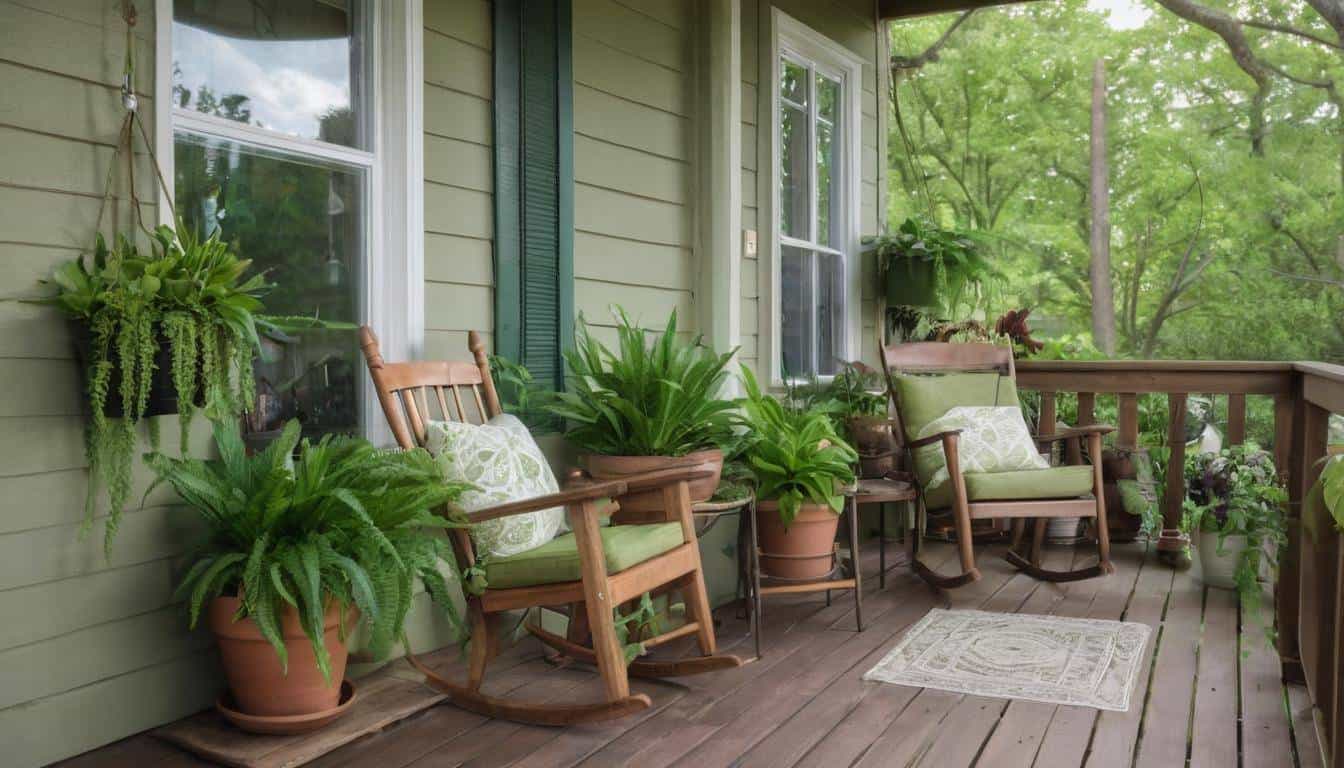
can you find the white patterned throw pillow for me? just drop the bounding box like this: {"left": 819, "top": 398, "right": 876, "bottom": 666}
{"left": 426, "top": 414, "right": 565, "bottom": 559}
{"left": 913, "top": 406, "right": 1050, "bottom": 492}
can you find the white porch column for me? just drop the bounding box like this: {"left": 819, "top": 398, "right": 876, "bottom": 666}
{"left": 696, "top": 0, "right": 742, "bottom": 366}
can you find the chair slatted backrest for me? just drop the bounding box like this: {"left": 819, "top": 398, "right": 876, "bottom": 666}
{"left": 359, "top": 327, "right": 503, "bottom": 451}
{"left": 878, "top": 341, "right": 1017, "bottom": 442}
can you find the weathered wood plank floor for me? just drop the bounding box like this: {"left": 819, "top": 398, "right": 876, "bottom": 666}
{"left": 58, "top": 540, "right": 1318, "bottom": 768}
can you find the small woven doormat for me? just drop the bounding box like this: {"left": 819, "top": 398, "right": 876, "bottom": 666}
{"left": 156, "top": 661, "right": 445, "bottom": 768}
{"left": 863, "top": 609, "right": 1151, "bottom": 711}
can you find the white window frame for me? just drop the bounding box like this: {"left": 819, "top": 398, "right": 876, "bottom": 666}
{"left": 153, "top": 0, "right": 424, "bottom": 444}
{"left": 766, "top": 9, "right": 862, "bottom": 386}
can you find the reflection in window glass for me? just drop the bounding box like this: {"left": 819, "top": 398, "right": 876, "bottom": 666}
{"left": 175, "top": 133, "right": 363, "bottom": 440}
{"left": 780, "top": 100, "right": 810, "bottom": 242}
{"left": 816, "top": 251, "right": 845, "bottom": 376}
{"left": 172, "top": 0, "right": 367, "bottom": 148}
{"left": 781, "top": 246, "right": 813, "bottom": 378}
{"left": 781, "top": 59, "right": 807, "bottom": 106}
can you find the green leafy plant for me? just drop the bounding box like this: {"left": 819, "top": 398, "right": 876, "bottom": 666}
{"left": 613, "top": 592, "right": 662, "bottom": 664}
{"left": 864, "top": 216, "right": 998, "bottom": 316}
{"left": 144, "top": 419, "right": 472, "bottom": 681}
{"left": 1320, "top": 455, "right": 1344, "bottom": 533}
{"left": 37, "top": 224, "right": 271, "bottom": 552}
{"left": 1182, "top": 443, "right": 1287, "bottom": 618}
{"left": 738, "top": 365, "right": 857, "bottom": 526}
{"left": 489, "top": 354, "right": 555, "bottom": 432}
{"left": 547, "top": 308, "right": 738, "bottom": 456}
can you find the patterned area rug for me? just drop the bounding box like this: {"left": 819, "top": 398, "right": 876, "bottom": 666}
{"left": 863, "top": 608, "right": 1151, "bottom": 711}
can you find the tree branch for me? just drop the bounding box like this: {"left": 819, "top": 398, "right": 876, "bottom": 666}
{"left": 891, "top": 11, "right": 977, "bottom": 72}
{"left": 1242, "top": 18, "right": 1344, "bottom": 51}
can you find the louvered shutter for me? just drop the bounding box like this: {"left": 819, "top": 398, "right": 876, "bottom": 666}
{"left": 493, "top": 0, "right": 574, "bottom": 393}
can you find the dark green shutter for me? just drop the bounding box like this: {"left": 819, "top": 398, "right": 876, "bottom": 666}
{"left": 493, "top": 0, "right": 573, "bottom": 393}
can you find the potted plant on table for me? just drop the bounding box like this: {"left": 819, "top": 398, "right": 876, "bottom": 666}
{"left": 826, "top": 362, "right": 895, "bottom": 479}
{"left": 864, "top": 216, "right": 995, "bottom": 315}
{"left": 547, "top": 308, "right": 737, "bottom": 519}
{"left": 739, "top": 366, "right": 858, "bottom": 580}
{"left": 145, "top": 419, "right": 471, "bottom": 733}
{"left": 1183, "top": 444, "right": 1286, "bottom": 597}
{"left": 37, "top": 224, "right": 270, "bottom": 552}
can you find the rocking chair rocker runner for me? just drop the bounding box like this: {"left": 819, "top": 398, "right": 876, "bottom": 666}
{"left": 360, "top": 328, "right": 742, "bottom": 726}
{"left": 879, "top": 342, "right": 1115, "bottom": 588}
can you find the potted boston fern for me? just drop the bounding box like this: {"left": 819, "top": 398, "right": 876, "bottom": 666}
{"left": 39, "top": 224, "right": 269, "bottom": 552}
{"left": 547, "top": 308, "right": 737, "bottom": 517}
{"left": 1183, "top": 444, "right": 1286, "bottom": 598}
{"left": 740, "top": 366, "right": 857, "bottom": 580}
{"left": 146, "top": 419, "right": 470, "bottom": 733}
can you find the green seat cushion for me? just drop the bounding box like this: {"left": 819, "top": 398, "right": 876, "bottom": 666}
{"left": 893, "top": 372, "right": 1022, "bottom": 441}
{"left": 483, "top": 523, "right": 685, "bottom": 589}
{"left": 924, "top": 465, "right": 1095, "bottom": 510}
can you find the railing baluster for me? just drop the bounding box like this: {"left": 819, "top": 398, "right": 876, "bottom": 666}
{"left": 1160, "top": 393, "right": 1188, "bottom": 556}
{"left": 1118, "top": 393, "right": 1139, "bottom": 450}
{"left": 1227, "top": 393, "right": 1246, "bottom": 446}
{"left": 1077, "top": 392, "right": 1096, "bottom": 425}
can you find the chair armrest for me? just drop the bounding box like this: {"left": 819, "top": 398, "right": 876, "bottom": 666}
{"left": 465, "top": 480, "right": 627, "bottom": 524}
{"left": 1032, "top": 424, "right": 1116, "bottom": 444}
{"left": 907, "top": 429, "right": 962, "bottom": 449}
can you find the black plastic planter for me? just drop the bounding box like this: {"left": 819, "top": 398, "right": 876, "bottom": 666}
{"left": 70, "top": 323, "right": 200, "bottom": 418}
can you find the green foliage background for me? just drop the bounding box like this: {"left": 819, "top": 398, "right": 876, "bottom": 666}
{"left": 888, "top": 0, "right": 1343, "bottom": 362}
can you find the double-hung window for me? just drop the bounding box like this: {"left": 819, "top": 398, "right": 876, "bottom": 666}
{"left": 772, "top": 14, "right": 860, "bottom": 381}
{"left": 162, "top": 0, "right": 391, "bottom": 442}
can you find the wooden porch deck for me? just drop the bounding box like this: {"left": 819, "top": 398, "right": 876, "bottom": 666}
{"left": 60, "top": 539, "right": 1320, "bottom": 768}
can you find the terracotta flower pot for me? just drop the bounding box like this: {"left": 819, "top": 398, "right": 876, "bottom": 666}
{"left": 755, "top": 499, "right": 840, "bottom": 580}
{"left": 208, "top": 596, "right": 355, "bottom": 718}
{"left": 587, "top": 449, "right": 723, "bottom": 522}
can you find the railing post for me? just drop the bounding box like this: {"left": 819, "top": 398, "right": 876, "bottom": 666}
{"left": 1227, "top": 393, "right": 1246, "bottom": 446}
{"left": 1280, "top": 379, "right": 1326, "bottom": 687}
{"left": 1158, "top": 393, "right": 1190, "bottom": 562}
{"left": 1117, "top": 393, "right": 1139, "bottom": 450}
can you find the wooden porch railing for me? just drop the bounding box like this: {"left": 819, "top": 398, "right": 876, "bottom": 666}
{"left": 1016, "top": 359, "right": 1344, "bottom": 768}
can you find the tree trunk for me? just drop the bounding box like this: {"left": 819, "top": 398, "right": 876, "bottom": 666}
{"left": 1089, "top": 58, "right": 1118, "bottom": 356}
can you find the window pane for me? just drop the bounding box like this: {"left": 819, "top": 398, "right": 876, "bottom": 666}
{"left": 781, "top": 245, "right": 813, "bottom": 378}
{"left": 781, "top": 59, "right": 807, "bottom": 106}
{"left": 816, "top": 118, "right": 838, "bottom": 248}
{"left": 816, "top": 73, "right": 839, "bottom": 123}
{"left": 175, "top": 133, "right": 364, "bottom": 440}
{"left": 780, "top": 101, "right": 810, "bottom": 241}
{"left": 172, "top": 0, "right": 368, "bottom": 148}
{"left": 816, "top": 251, "right": 845, "bottom": 376}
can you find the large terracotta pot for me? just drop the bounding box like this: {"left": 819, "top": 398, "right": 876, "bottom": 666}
{"left": 587, "top": 449, "right": 723, "bottom": 522}
{"left": 756, "top": 499, "right": 840, "bottom": 580}
{"left": 209, "top": 596, "right": 355, "bottom": 717}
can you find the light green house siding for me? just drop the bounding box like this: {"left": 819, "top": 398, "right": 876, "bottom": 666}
{"left": 424, "top": 0, "right": 497, "bottom": 361}
{"left": 572, "top": 0, "right": 696, "bottom": 343}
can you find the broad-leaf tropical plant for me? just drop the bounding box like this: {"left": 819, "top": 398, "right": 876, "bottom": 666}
{"left": 37, "top": 223, "right": 272, "bottom": 553}
{"left": 547, "top": 307, "right": 738, "bottom": 456}
{"left": 145, "top": 419, "right": 472, "bottom": 682}
{"left": 738, "top": 365, "right": 857, "bottom": 527}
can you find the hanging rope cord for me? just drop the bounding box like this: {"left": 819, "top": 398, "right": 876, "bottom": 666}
{"left": 94, "top": 0, "right": 177, "bottom": 244}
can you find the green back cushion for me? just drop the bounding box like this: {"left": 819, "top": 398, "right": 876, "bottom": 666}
{"left": 893, "top": 372, "right": 1021, "bottom": 440}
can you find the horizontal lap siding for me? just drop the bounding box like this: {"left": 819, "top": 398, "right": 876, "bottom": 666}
{"left": 0, "top": 3, "right": 493, "bottom": 765}
{"left": 572, "top": 0, "right": 695, "bottom": 334}
{"left": 423, "top": 0, "right": 496, "bottom": 361}
{"left": 0, "top": 5, "right": 221, "bottom": 765}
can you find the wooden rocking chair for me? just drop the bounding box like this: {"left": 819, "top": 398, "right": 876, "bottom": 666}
{"left": 879, "top": 342, "right": 1115, "bottom": 588}
{"left": 360, "top": 328, "right": 742, "bottom": 725}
